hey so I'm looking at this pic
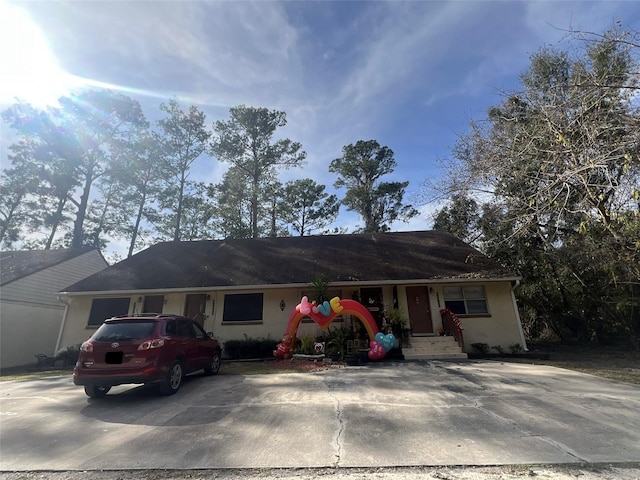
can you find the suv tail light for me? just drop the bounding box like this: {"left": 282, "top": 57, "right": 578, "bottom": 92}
{"left": 138, "top": 339, "right": 165, "bottom": 350}
{"left": 81, "top": 341, "right": 94, "bottom": 353}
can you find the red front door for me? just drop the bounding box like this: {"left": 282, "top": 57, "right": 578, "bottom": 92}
{"left": 184, "top": 294, "right": 207, "bottom": 327}
{"left": 406, "top": 286, "right": 433, "bottom": 334}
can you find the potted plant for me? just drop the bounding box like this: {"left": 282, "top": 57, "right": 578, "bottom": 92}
{"left": 387, "top": 308, "right": 409, "bottom": 347}
{"left": 324, "top": 326, "right": 353, "bottom": 362}
{"left": 309, "top": 274, "right": 331, "bottom": 303}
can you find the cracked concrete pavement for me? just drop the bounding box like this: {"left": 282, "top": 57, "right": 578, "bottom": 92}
{"left": 1, "top": 360, "right": 639, "bottom": 471}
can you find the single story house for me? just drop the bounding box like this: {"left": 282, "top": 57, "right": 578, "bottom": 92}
{"left": 57, "top": 231, "right": 527, "bottom": 359}
{"left": 0, "top": 248, "right": 108, "bottom": 368}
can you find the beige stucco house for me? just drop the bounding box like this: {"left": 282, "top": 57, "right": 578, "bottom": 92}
{"left": 57, "top": 231, "right": 527, "bottom": 359}
{"left": 0, "top": 248, "right": 108, "bottom": 368}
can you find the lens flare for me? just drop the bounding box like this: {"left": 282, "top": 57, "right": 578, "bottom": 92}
{"left": 0, "top": 1, "right": 75, "bottom": 106}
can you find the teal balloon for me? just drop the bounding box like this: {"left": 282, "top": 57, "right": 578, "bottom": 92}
{"left": 317, "top": 301, "right": 331, "bottom": 316}
{"left": 375, "top": 332, "right": 395, "bottom": 352}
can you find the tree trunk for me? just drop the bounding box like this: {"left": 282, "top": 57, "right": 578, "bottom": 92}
{"left": 45, "top": 196, "right": 68, "bottom": 249}
{"left": 173, "top": 171, "right": 186, "bottom": 242}
{"left": 72, "top": 168, "right": 94, "bottom": 248}
{"left": 128, "top": 188, "right": 147, "bottom": 257}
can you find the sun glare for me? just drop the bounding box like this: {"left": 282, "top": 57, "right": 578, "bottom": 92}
{"left": 0, "top": 1, "right": 74, "bottom": 107}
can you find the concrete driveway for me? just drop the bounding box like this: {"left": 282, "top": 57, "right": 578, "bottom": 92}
{"left": 1, "top": 360, "right": 639, "bottom": 471}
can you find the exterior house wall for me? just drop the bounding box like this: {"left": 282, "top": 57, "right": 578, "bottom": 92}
{"left": 0, "top": 251, "right": 108, "bottom": 368}
{"left": 440, "top": 282, "right": 524, "bottom": 350}
{"left": 55, "top": 296, "right": 96, "bottom": 352}
{"left": 58, "top": 280, "right": 524, "bottom": 358}
{"left": 162, "top": 293, "right": 186, "bottom": 318}
{"left": 0, "top": 302, "right": 64, "bottom": 368}
{"left": 208, "top": 288, "right": 295, "bottom": 346}
{"left": 207, "top": 288, "right": 355, "bottom": 347}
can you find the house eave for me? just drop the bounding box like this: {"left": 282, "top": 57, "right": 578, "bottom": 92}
{"left": 59, "top": 275, "right": 521, "bottom": 297}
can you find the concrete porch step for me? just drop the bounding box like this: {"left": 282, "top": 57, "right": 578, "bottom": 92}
{"left": 401, "top": 335, "right": 467, "bottom": 360}
{"left": 403, "top": 352, "right": 469, "bottom": 360}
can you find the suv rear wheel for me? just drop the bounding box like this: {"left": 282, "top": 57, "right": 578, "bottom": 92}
{"left": 159, "top": 361, "right": 183, "bottom": 395}
{"left": 84, "top": 385, "right": 111, "bottom": 398}
{"left": 204, "top": 351, "right": 221, "bottom": 376}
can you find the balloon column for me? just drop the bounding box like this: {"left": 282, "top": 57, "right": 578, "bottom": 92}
{"left": 274, "top": 296, "right": 396, "bottom": 360}
{"left": 273, "top": 334, "right": 295, "bottom": 359}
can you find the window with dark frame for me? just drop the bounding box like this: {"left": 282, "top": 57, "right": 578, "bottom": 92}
{"left": 442, "top": 286, "right": 488, "bottom": 315}
{"left": 87, "top": 297, "right": 131, "bottom": 326}
{"left": 222, "top": 293, "right": 263, "bottom": 322}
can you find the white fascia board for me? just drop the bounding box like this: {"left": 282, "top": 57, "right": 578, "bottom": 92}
{"left": 59, "top": 276, "right": 521, "bottom": 297}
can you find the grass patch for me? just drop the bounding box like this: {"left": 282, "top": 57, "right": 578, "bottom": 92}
{"left": 498, "top": 342, "right": 640, "bottom": 385}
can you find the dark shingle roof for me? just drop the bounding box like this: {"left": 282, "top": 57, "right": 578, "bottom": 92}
{"left": 63, "top": 231, "right": 516, "bottom": 293}
{"left": 0, "top": 248, "right": 98, "bottom": 286}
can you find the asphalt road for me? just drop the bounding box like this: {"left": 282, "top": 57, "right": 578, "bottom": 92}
{"left": 1, "top": 360, "right": 639, "bottom": 472}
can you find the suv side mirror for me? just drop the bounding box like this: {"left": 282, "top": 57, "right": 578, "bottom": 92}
{"left": 207, "top": 331, "right": 215, "bottom": 338}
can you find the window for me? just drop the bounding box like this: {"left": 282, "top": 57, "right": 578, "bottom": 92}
{"left": 93, "top": 321, "right": 156, "bottom": 341}
{"left": 177, "top": 319, "right": 193, "bottom": 337}
{"left": 165, "top": 319, "right": 191, "bottom": 337}
{"left": 142, "top": 295, "right": 164, "bottom": 314}
{"left": 88, "top": 297, "right": 131, "bottom": 326}
{"left": 222, "top": 293, "right": 263, "bottom": 322}
{"left": 192, "top": 322, "right": 207, "bottom": 339}
{"left": 443, "top": 286, "right": 488, "bottom": 315}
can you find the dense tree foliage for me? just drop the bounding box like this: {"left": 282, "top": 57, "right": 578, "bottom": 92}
{"left": 109, "top": 132, "right": 165, "bottom": 257}
{"left": 207, "top": 167, "right": 253, "bottom": 239}
{"left": 210, "top": 105, "right": 306, "bottom": 238}
{"left": 431, "top": 30, "right": 640, "bottom": 347}
{"left": 329, "top": 140, "right": 417, "bottom": 232}
{"left": 3, "top": 93, "right": 423, "bottom": 253}
{"left": 1, "top": 91, "right": 148, "bottom": 249}
{"left": 154, "top": 100, "right": 211, "bottom": 242}
{"left": 432, "top": 193, "right": 480, "bottom": 245}
{"left": 281, "top": 179, "right": 340, "bottom": 236}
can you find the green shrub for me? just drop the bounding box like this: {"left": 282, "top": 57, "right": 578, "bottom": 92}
{"left": 471, "top": 342, "right": 490, "bottom": 354}
{"left": 317, "top": 326, "right": 353, "bottom": 360}
{"left": 509, "top": 343, "right": 524, "bottom": 354}
{"left": 56, "top": 344, "right": 81, "bottom": 366}
{"left": 387, "top": 308, "right": 408, "bottom": 340}
{"left": 223, "top": 335, "right": 279, "bottom": 360}
{"left": 298, "top": 335, "right": 316, "bottom": 354}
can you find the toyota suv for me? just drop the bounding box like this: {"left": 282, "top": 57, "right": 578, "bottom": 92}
{"left": 73, "top": 314, "right": 221, "bottom": 398}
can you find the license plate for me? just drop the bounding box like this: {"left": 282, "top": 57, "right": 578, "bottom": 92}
{"left": 105, "top": 352, "right": 124, "bottom": 364}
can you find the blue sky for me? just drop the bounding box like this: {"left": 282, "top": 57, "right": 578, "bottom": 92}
{"left": 1, "top": 0, "right": 638, "bottom": 253}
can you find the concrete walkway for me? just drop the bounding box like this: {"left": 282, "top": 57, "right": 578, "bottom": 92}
{"left": 1, "top": 360, "right": 639, "bottom": 471}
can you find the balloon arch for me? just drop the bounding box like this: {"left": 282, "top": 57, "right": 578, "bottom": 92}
{"left": 274, "top": 296, "right": 396, "bottom": 360}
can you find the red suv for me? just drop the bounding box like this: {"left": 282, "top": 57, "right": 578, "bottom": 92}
{"left": 73, "top": 314, "right": 221, "bottom": 398}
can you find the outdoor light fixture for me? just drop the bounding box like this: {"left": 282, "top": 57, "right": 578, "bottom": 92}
{"left": 429, "top": 287, "right": 434, "bottom": 294}
{"left": 279, "top": 299, "right": 286, "bottom": 311}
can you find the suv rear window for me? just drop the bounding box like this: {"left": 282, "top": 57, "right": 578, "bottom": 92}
{"left": 93, "top": 321, "right": 156, "bottom": 342}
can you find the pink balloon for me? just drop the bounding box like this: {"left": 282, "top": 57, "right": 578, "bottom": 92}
{"left": 368, "top": 340, "right": 386, "bottom": 360}
{"left": 296, "top": 296, "right": 311, "bottom": 315}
